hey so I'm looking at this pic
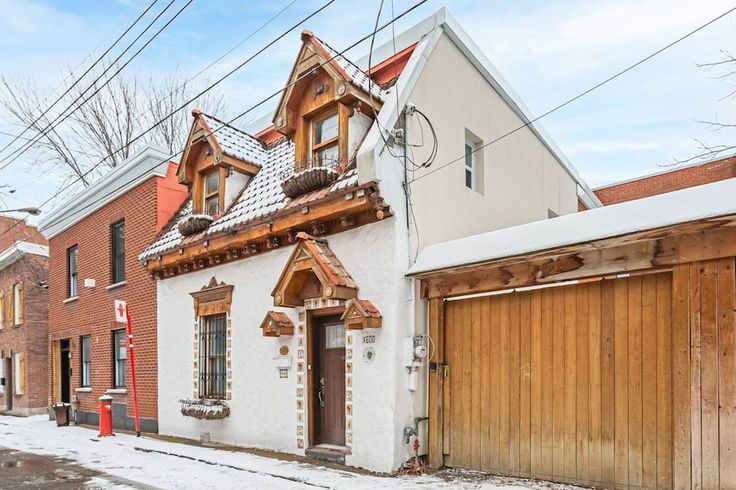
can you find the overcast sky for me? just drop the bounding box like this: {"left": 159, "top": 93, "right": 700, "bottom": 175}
{"left": 1, "top": 0, "right": 735, "bottom": 219}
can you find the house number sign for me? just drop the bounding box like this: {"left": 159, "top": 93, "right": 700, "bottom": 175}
{"left": 363, "top": 334, "right": 376, "bottom": 344}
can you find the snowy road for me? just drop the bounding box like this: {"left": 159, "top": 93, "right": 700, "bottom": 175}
{"left": 0, "top": 416, "right": 579, "bottom": 489}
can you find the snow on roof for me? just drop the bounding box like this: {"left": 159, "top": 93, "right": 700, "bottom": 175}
{"left": 140, "top": 133, "right": 359, "bottom": 260}
{"left": 314, "top": 35, "right": 389, "bottom": 101}
{"left": 408, "top": 178, "right": 736, "bottom": 276}
{"left": 199, "top": 113, "right": 267, "bottom": 165}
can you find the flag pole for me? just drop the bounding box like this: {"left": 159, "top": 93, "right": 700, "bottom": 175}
{"left": 125, "top": 308, "right": 141, "bottom": 437}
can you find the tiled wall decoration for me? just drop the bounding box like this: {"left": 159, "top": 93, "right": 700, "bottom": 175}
{"left": 295, "top": 307, "right": 306, "bottom": 450}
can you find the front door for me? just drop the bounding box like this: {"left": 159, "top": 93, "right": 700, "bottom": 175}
{"left": 60, "top": 339, "right": 71, "bottom": 403}
{"left": 4, "top": 357, "right": 12, "bottom": 411}
{"left": 314, "top": 315, "right": 346, "bottom": 446}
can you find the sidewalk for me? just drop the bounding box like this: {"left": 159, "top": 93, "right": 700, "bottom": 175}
{"left": 0, "top": 415, "right": 579, "bottom": 489}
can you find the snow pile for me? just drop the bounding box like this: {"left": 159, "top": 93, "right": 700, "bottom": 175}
{"left": 409, "top": 178, "right": 736, "bottom": 275}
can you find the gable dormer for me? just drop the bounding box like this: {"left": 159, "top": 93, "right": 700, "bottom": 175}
{"left": 274, "top": 31, "right": 382, "bottom": 181}
{"left": 177, "top": 110, "right": 262, "bottom": 218}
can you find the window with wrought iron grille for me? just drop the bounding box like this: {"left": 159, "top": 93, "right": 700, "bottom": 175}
{"left": 199, "top": 313, "right": 227, "bottom": 399}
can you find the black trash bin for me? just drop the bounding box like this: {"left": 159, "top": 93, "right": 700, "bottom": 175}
{"left": 53, "top": 403, "right": 70, "bottom": 427}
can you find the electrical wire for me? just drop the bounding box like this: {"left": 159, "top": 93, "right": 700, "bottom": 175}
{"left": 18, "top": 0, "right": 428, "bottom": 237}
{"left": 0, "top": 0, "right": 162, "bottom": 160}
{"left": 0, "top": 0, "right": 188, "bottom": 172}
{"left": 409, "top": 4, "right": 736, "bottom": 185}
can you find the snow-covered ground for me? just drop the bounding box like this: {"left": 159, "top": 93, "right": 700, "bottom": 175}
{"left": 0, "top": 415, "right": 580, "bottom": 489}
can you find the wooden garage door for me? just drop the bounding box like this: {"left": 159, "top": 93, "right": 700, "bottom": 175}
{"left": 442, "top": 273, "right": 673, "bottom": 489}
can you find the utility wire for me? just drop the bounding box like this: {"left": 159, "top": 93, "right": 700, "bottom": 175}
{"left": 0, "top": 0, "right": 162, "bottom": 161}
{"left": 0, "top": 0, "right": 321, "bottom": 175}
{"left": 28, "top": 0, "right": 428, "bottom": 236}
{"left": 0, "top": 0, "right": 187, "bottom": 171}
{"left": 409, "top": 5, "right": 736, "bottom": 185}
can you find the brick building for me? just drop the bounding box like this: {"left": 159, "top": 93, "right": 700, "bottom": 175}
{"left": 0, "top": 217, "right": 49, "bottom": 415}
{"left": 595, "top": 154, "right": 736, "bottom": 205}
{"left": 39, "top": 146, "right": 187, "bottom": 432}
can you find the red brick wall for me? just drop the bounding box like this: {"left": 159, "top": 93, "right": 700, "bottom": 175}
{"left": 0, "top": 253, "right": 49, "bottom": 412}
{"left": 0, "top": 217, "right": 48, "bottom": 251}
{"left": 47, "top": 171, "right": 186, "bottom": 426}
{"left": 595, "top": 156, "right": 736, "bottom": 205}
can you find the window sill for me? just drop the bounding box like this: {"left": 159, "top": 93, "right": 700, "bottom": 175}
{"left": 106, "top": 388, "right": 127, "bottom": 395}
{"left": 63, "top": 296, "right": 79, "bottom": 304}
{"left": 106, "top": 281, "right": 127, "bottom": 291}
{"left": 75, "top": 387, "right": 92, "bottom": 393}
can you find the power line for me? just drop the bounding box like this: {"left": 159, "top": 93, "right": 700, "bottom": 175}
{"left": 29, "top": 0, "right": 428, "bottom": 235}
{"left": 0, "top": 0, "right": 313, "bottom": 176}
{"left": 0, "top": 0, "right": 188, "bottom": 172}
{"left": 409, "top": 5, "right": 736, "bottom": 185}
{"left": 0, "top": 0, "right": 162, "bottom": 160}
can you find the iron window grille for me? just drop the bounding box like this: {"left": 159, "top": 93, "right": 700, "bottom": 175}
{"left": 81, "top": 335, "right": 91, "bottom": 387}
{"left": 113, "top": 329, "right": 127, "bottom": 388}
{"left": 199, "top": 313, "right": 227, "bottom": 399}
{"left": 67, "top": 245, "right": 78, "bottom": 297}
{"left": 111, "top": 220, "right": 125, "bottom": 284}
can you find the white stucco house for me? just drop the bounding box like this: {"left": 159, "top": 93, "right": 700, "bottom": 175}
{"left": 139, "top": 8, "right": 599, "bottom": 473}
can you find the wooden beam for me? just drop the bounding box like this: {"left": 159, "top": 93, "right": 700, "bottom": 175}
{"left": 420, "top": 225, "right": 736, "bottom": 299}
{"left": 428, "top": 297, "right": 445, "bottom": 468}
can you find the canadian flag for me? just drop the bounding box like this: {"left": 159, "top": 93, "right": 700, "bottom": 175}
{"left": 114, "top": 300, "right": 128, "bottom": 323}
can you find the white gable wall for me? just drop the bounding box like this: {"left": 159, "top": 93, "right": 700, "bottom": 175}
{"left": 404, "top": 33, "right": 579, "bottom": 249}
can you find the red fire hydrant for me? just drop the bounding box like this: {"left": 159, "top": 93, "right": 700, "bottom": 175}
{"left": 98, "top": 395, "right": 114, "bottom": 437}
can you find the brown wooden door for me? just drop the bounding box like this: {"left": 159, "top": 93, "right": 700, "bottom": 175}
{"left": 440, "top": 273, "right": 674, "bottom": 489}
{"left": 315, "top": 316, "right": 346, "bottom": 446}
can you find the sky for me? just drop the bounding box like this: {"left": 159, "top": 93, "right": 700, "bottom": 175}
{"left": 0, "top": 0, "right": 735, "bottom": 221}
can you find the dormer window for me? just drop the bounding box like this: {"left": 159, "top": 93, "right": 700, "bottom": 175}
{"left": 203, "top": 169, "right": 221, "bottom": 216}
{"left": 312, "top": 111, "right": 339, "bottom": 169}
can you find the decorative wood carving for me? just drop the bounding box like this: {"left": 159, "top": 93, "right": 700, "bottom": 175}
{"left": 341, "top": 299, "right": 382, "bottom": 330}
{"left": 190, "top": 276, "right": 234, "bottom": 316}
{"left": 272, "top": 232, "right": 358, "bottom": 307}
{"left": 260, "top": 311, "right": 295, "bottom": 337}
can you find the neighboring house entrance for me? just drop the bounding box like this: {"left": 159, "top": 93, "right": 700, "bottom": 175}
{"left": 4, "top": 356, "right": 12, "bottom": 411}
{"left": 60, "top": 339, "right": 71, "bottom": 403}
{"left": 313, "top": 314, "right": 346, "bottom": 447}
{"left": 436, "top": 274, "right": 674, "bottom": 488}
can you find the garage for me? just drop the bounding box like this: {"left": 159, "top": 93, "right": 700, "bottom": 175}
{"left": 441, "top": 274, "right": 673, "bottom": 487}
{"left": 410, "top": 181, "right": 736, "bottom": 489}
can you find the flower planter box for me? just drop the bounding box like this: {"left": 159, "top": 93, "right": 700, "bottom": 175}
{"left": 281, "top": 167, "right": 339, "bottom": 198}
{"left": 179, "top": 399, "right": 230, "bottom": 420}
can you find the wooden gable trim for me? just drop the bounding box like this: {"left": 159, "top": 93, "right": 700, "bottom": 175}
{"left": 190, "top": 276, "right": 234, "bottom": 316}
{"left": 418, "top": 216, "right": 736, "bottom": 299}
{"left": 260, "top": 311, "right": 294, "bottom": 337}
{"left": 272, "top": 233, "right": 357, "bottom": 307}
{"left": 340, "top": 299, "right": 382, "bottom": 330}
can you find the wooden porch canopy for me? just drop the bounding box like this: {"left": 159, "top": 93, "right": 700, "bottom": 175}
{"left": 409, "top": 179, "right": 736, "bottom": 489}
{"left": 272, "top": 232, "right": 357, "bottom": 307}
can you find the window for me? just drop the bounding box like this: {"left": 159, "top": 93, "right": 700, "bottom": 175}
{"left": 312, "top": 112, "right": 339, "bottom": 169}
{"left": 13, "top": 283, "right": 22, "bottom": 326}
{"left": 111, "top": 220, "right": 125, "bottom": 284}
{"left": 14, "top": 352, "right": 24, "bottom": 395}
{"left": 464, "top": 141, "right": 476, "bottom": 190}
{"left": 113, "top": 329, "right": 127, "bottom": 388}
{"left": 0, "top": 357, "right": 4, "bottom": 394}
{"left": 198, "top": 313, "right": 227, "bottom": 399}
{"left": 203, "top": 170, "right": 220, "bottom": 216}
{"left": 0, "top": 291, "right": 3, "bottom": 329}
{"left": 68, "top": 245, "right": 78, "bottom": 298}
{"left": 81, "top": 335, "right": 91, "bottom": 387}
{"left": 464, "top": 130, "right": 484, "bottom": 193}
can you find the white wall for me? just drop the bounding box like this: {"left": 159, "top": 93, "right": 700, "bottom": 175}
{"left": 157, "top": 215, "right": 417, "bottom": 472}
{"left": 404, "top": 33, "right": 579, "bottom": 249}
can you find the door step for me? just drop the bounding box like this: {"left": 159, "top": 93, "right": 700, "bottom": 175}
{"left": 305, "top": 445, "right": 346, "bottom": 464}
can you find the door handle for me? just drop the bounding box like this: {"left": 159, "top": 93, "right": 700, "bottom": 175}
{"left": 318, "top": 377, "right": 325, "bottom": 407}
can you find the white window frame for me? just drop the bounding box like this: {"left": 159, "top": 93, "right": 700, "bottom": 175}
{"left": 464, "top": 139, "right": 477, "bottom": 191}
{"left": 13, "top": 283, "right": 21, "bottom": 326}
